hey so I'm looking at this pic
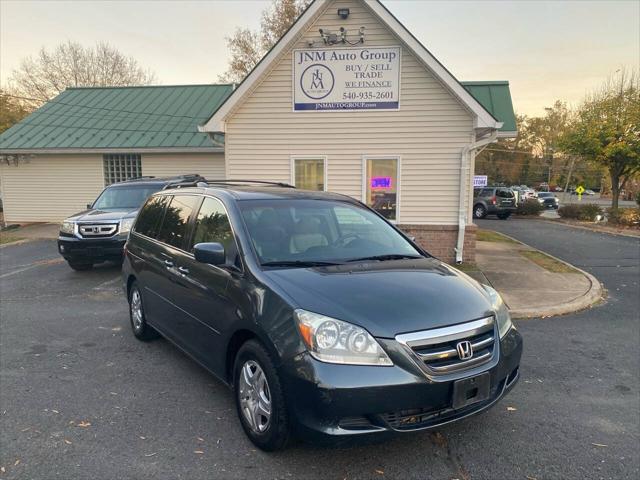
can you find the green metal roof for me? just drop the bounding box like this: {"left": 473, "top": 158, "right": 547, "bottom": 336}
{"left": 0, "top": 84, "right": 233, "bottom": 152}
{"left": 0, "top": 81, "right": 516, "bottom": 152}
{"left": 461, "top": 81, "right": 517, "bottom": 133}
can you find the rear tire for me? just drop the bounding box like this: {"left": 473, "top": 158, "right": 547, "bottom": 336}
{"left": 473, "top": 204, "right": 487, "bottom": 219}
{"left": 233, "top": 340, "right": 290, "bottom": 451}
{"left": 68, "top": 261, "right": 93, "bottom": 271}
{"left": 128, "top": 282, "right": 160, "bottom": 341}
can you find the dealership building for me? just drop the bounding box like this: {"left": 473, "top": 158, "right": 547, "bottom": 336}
{"left": 0, "top": 0, "right": 516, "bottom": 262}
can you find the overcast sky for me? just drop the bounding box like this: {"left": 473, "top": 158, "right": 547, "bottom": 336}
{"left": 1, "top": 0, "right": 638, "bottom": 116}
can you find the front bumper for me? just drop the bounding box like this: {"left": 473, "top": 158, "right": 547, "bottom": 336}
{"left": 280, "top": 327, "right": 522, "bottom": 441}
{"left": 58, "top": 234, "right": 127, "bottom": 263}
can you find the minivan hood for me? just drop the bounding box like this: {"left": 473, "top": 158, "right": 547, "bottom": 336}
{"left": 66, "top": 208, "right": 138, "bottom": 223}
{"left": 264, "top": 258, "right": 494, "bottom": 338}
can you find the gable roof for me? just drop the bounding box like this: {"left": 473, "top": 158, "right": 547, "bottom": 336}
{"left": 0, "top": 84, "right": 233, "bottom": 153}
{"left": 200, "top": 0, "right": 504, "bottom": 133}
{"left": 462, "top": 81, "right": 517, "bottom": 136}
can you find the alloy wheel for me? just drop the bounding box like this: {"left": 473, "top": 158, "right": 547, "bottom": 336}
{"left": 238, "top": 360, "right": 272, "bottom": 433}
{"left": 131, "top": 289, "right": 143, "bottom": 330}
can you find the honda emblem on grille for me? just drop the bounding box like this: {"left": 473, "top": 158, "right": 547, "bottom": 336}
{"left": 456, "top": 340, "right": 473, "bottom": 360}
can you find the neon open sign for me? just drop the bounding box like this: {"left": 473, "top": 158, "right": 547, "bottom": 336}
{"left": 371, "top": 177, "right": 392, "bottom": 189}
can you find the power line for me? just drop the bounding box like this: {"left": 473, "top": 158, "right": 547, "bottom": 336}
{"left": 483, "top": 147, "right": 540, "bottom": 156}
{"left": 2, "top": 92, "right": 215, "bottom": 122}
{"left": 2, "top": 107, "right": 198, "bottom": 132}
{"left": 0, "top": 116, "right": 206, "bottom": 137}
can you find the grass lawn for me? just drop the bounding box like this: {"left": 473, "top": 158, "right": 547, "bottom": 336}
{"left": 451, "top": 262, "right": 480, "bottom": 272}
{"left": 476, "top": 229, "right": 519, "bottom": 244}
{"left": 0, "top": 229, "right": 23, "bottom": 245}
{"left": 520, "top": 250, "right": 578, "bottom": 274}
{"left": 0, "top": 234, "right": 25, "bottom": 245}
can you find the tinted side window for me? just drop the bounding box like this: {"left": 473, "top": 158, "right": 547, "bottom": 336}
{"left": 134, "top": 195, "right": 169, "bottom": 238}
{"left": 156, "top": 195, "right": 199, "bottom": 249}
{"left": 479, "top": 188, "right": 494, "bottom": 197}
{"left": 189, "top": 197, "right": 236, "bottom": 258}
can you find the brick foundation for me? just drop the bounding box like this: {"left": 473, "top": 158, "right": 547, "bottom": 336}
{"left": 398, "top": 224, "right": 477, "bottom": 264}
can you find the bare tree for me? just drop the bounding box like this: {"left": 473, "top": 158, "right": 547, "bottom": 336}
{"left": 219, "top": 0, "right": 310, "bottom": 84}
{"left": 218, "top": 29, "right": 263, "bottom": 85}
{"left": 8, "top": 41, "right": 157, "bottom": 109}
{"left": 0, "top": 89, "right": 30, "bottom": 133}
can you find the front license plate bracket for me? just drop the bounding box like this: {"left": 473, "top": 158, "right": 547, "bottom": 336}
{"left": 452, "top": 372, "right": 491, "bottom": 410}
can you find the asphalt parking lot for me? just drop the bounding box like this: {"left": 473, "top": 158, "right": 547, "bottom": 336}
{"left": 1, "top": 221, "right": 639, "bottom": 479}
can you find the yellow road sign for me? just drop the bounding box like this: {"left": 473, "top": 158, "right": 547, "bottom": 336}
{"left": 576, "top": 185, "right": 585, "bottom": 201}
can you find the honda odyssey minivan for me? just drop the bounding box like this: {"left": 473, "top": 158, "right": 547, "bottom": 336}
{"left": 122, "top": 180, "right": 522, "bottom": 450}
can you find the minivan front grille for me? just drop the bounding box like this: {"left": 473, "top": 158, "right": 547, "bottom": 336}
{"left": 78, "top": 223, "right": 118, "bottom": 238}
{"left": 395, "top": 317, "right": 496, "bottom": 377}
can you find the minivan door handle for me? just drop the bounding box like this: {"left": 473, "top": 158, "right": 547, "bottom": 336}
{"left": 177, "top": 266, "right": 189, "bottom": 275}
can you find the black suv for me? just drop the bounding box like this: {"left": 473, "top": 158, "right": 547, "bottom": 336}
{"left": 58, "top": 175, "right": 203, "bottom": 270}
{"left": 122, "top": 180, "right": 522, "bottom": 450}
{"left": 473, "top": 186, "right": 517, "bottom": 219}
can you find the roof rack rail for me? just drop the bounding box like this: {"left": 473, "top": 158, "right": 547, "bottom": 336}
{"left": 162, "top": 174, "right": 207, "bottom": 189}
{"left": 200, "top": 179, "right": 296, "bottom": 188}
{"left": 120, "top": 175, "right": 156, "bottom": 183}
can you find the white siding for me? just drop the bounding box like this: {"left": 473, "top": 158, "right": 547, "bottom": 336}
{"left": 141, "top": 153, "right": 225, "bottom": 180}
{"left": 225, "top": 0, "right": 474, "bottom": 225}
{"left": 0, "top": 155, "right": 103, "bottom": 223}
{"left": 0, "top": 152, "right": 225, "bottom": 223}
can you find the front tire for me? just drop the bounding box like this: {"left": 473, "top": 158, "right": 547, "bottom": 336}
{"left": 473, "top": 204, "right": 487, "bottom": 219}
{"left": 128, "top": 282, "right": 160, "bottom": 341}
{"left": 234, "top": 340, "right": 290, "bottom": 451}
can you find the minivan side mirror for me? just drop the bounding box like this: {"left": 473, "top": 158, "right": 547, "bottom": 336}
{"left": 86, "top": 203, "right": 92, "bottom": 209}
{"left": 194, "top": 242, "right": 225, "bottom": 266}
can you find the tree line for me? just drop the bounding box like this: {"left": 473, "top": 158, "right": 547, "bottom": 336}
{"left": 476, "top": 70, "right": 639, "bottom": 209}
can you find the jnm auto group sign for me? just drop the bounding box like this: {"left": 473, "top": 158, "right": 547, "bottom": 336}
{"left": 293, "top": 46, "right": 401, "bottom": 111}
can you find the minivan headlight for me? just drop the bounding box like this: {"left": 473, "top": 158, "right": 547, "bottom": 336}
{"left": 294, "top": 309, "right": 393, "bottom": 366}
{"left": 60, "top": 221, "right": 75, "bottom": 234}
{"left": 484, "top": 285, "right": 513, "bottom": 338}
{"left": 119, "top": 217, "right": 135, "bottom": 234}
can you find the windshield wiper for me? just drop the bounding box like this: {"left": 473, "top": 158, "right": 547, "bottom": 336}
{"left": 261, "top": 260, "right": 344, "bottom": 268}
{"left": 345, "top": 254, "right": 422, "bottom": 263}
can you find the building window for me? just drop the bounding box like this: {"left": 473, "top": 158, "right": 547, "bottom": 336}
{"left": 103, "top": 154, "right": 142, "bottom": 185}
{"left": 292, "top": 157, "right": 326, "bottom": 191}
{"left": 364, "top": 157, "right": 399, "bottom": 221}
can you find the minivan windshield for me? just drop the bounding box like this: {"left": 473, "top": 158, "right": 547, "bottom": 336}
{"left": 93, "top": 185, "right": 161, "bottom": 210}
{"left": 239, "top": 199, "right": 423, "bottom": 266}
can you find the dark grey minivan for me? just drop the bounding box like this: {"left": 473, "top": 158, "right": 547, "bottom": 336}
{"left": 122, "top": 180, "right": 522, "bottom": 450}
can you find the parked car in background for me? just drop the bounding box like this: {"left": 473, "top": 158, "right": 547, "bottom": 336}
{"left": 58, "top": 174, "right": 203, "bottom": 271}
{"left": 536, "top": 192, "right": 560, "bottom": 209}
{"left": 122, "top": 180, "right": 522, "bottom": 450}
{"left": 585, "top": 189, "right": 596, "bottom": 195}
{"left": 473, "top": 187, "right": 517, "bottom": 219}
{"left": 509, "top": 186, "right": 523, "bottom": 205}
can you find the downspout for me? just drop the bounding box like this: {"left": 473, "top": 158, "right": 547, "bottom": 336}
{"left": 455, "top": 130, "right": 498, "bottom": 264}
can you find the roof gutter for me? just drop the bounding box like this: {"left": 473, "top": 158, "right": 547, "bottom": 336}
{"left": 455, "top": 129, "right": 498, "bottom": 264}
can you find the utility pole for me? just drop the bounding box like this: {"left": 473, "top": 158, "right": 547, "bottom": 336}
{"left": 563, "top": 156, "right": 576, "bottom": 202}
